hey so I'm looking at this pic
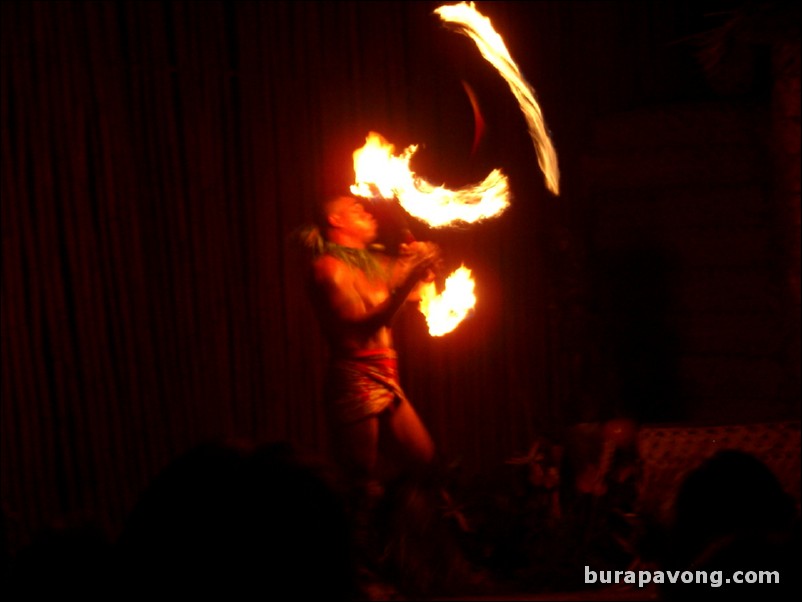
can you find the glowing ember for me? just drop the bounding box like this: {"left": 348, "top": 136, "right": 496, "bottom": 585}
{"left": 435, "top": 2, "right": 560, "bottom": 195}
{"left": 418, "top": 265, "right": 477, "bottom": 336}
{"left": 351, "top": 132, "right": 510, "bottom": 228}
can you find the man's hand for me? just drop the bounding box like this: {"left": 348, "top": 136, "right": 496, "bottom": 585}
{"left": 397, "top": 241, "right": 442, "bottom": 286}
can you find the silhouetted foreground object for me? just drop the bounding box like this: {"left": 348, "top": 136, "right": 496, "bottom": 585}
{"left": 662, "top": 449, "right": 801, "bottom": 600}
{"left": 7, "top": 521, "right": 113, "bottom": 598}
{"left": 116, "top": 441, "right": 357, "bottom": 599}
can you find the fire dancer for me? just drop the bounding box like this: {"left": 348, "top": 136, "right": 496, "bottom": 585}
{"left": 300, "top": 194, "right": 441, "bottom": 567}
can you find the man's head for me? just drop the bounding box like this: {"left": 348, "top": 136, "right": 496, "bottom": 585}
{"left": 319, "top": 195, "right": 377, "bottom": 249}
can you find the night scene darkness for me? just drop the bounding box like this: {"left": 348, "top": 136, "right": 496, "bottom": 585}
{"left": 2, "top": 1, "right": 800, "bottom": 599}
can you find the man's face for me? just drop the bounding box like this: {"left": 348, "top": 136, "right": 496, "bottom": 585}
{"left": 331, "top": 197, "right": 377, "bottom": 243}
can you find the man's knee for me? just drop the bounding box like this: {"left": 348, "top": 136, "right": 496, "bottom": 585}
{"left": 422, "top": 437, "right": 436, "bottom": 464}
{"left": 394, "top": 411, "right": 435, "bottom": 465}
{"left": 411, "top": 431, "right": 435, "bottom": 465}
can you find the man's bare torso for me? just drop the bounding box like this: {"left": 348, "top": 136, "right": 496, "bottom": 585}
{"left": 310, "top": 253, "right": 396, "bottom": 355}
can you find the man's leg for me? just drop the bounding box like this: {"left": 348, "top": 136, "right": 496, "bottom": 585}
{"left": 332, "top": 415, "right": 415, "bottom": 597}
{"left": 332, "top": 414, "right": 380, "bottom": 484}
{"left": 331, "top": 415, "right": 387, "bottom": 521}
{"left": 379, "top": 396, "right": 435, "bottom": 475}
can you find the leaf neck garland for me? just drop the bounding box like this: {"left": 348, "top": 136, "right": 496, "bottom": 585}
{"left": 296, "top": 223, "right": 386, "bottom": 281}
{"left": 325, "top": 242, "right": 386, "bottom": 281}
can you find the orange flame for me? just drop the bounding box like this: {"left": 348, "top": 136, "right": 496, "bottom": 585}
{"left": 435, "top": 2, "right": 560, "bottom": 195}
{"left": 350, "top": 132, "right": 510, "bottom": 228}
{"left": 418, "top": 265, "right": 476, "bottom": 336}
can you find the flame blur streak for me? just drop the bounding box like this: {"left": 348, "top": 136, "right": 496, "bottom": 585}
{"left": 351, "top": 132, "right": 510, "bottom": 228}
{"left": 462, "top": 80, "right": 486, "bottom": 156}
{"left": 435, "top": 2, "right": 560, "bottom": 195}
{"left": 418, "top": 266, "right": 477, "bottom": 336}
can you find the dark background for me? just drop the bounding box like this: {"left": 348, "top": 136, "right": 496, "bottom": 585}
{"left": 2, "top": 0, "right": 799, "bottom": 555}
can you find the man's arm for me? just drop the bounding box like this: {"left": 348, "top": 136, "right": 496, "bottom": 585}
{"left": 313, "top": 252, "right": 434, "bottom": 333}
{"left": 387, "top": 241, "right": 441, "bottom": 303}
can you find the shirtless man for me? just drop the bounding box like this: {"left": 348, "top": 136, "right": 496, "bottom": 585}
{"left": 308, "top": 195, "right": 439, "bottom": 494}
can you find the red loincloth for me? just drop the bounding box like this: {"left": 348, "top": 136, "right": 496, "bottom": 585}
{"left": 325, "top": 349, "right": 407, "bottom": 425}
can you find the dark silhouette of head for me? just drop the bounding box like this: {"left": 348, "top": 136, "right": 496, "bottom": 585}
{"left": 116, "top": 440, "right": 356, "bottom": 599}
{"left": 661, "top": 449, "right": 800, "bottom": 600}
{"left": 672, "top": 449, "right": 796, "bottom": 560}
